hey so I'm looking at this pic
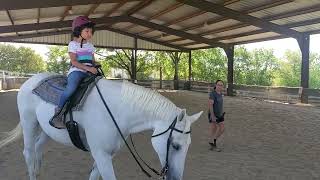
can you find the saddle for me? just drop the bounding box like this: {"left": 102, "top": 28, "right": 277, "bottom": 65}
{"left": 33, "top": 73, "right": 103, "bottom": 151}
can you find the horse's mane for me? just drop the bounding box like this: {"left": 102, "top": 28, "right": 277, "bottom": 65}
{"left": 121, "top": 81, "right": 180, "bottom": 121}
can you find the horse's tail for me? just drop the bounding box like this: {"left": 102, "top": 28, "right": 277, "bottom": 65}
{"left": 0, "top": 122, "right": 22, "bottom": 149}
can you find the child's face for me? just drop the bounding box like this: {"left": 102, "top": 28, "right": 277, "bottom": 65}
{"left": 81, "top": 28, "right": 93, "bottom": 40}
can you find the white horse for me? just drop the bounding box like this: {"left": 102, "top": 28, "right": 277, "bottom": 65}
{"left": 0, "top": 73, "right": 202, "bottom": 180}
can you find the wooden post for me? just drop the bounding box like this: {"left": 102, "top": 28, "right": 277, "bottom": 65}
{"left": 187, "top": 50, "right": 192, "bottom": 90}
{"left": 131, "top": 37, "right": 138, "bottom": 83}
{"left": 160, "top": 65, "right": 162, "bottom": 89}
{"left": 298, "top": 34, "right": 310, "bottom": 103}
{"left": 224, "top": 46, "right": 234, "bottom": 96}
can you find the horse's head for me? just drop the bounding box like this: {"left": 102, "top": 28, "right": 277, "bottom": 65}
{"left": 151, "top": 109, "right": 203, "bottom": 180}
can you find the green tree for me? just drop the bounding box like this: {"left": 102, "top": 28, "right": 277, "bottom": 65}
{"left": 275, "top": 50, "right": 320, "bottom": 88}
{"left": 274, "top": 50, "right": 301, "bottom": 87}
{"left": 234, "top": 47, "right": 278, "bottom": 86}
{"left": 0, "top": 44, "right": 45, "bottom": 73}
{"left": 309, "top": 52, "right": 320, "bottom": 88}
{"left": 99, "top": 49, "right": 155, "bottom": 79}
{"left": 46, "top": 46, "right": 70, "bottom": 74}
{"left": 191, "top": 48, "right": 227, "bottom": 82}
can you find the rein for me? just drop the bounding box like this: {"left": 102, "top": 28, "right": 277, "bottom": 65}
{"left": 93, "top": 70, "right": 191, "bottom": 178}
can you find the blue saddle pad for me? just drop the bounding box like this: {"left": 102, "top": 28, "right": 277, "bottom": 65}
{"left": 32, "top": 75, "right": 67, "bottom": 106}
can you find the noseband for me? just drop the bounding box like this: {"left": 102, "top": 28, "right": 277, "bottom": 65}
{"left": 151, "top": 116, "right": 191, "bottom": 178}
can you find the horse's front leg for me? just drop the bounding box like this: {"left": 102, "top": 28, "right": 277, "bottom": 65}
{"left": 89, "top": 162, "right": 100, "bottom": 180}
{"left": 91, "top": 151, "right": 116, "bottom": 180}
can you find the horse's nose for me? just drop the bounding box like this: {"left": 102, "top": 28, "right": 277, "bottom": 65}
{"left": 166, "top": 170, "right": 182, "bottom": 180}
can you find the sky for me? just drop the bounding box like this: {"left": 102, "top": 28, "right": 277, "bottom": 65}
{"left": 4, "top": 34, "right": 320, "bottom": 60}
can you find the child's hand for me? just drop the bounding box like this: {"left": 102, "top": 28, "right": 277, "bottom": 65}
{"left": 88, "top": 67, "right": 98, "bottom": 74}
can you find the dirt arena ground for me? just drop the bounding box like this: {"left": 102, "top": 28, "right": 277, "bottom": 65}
{"left": 0, "top": 90, "right": 320, "bottom": 180}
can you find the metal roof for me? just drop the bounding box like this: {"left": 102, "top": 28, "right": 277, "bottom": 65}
{"left": 0, "top": 0, "right": 320, "bottom": 51}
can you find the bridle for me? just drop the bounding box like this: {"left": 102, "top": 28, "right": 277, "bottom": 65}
{"left": 150, "top": 116, "right": 191, "bottom": 178}
{"left": 94, "top": 76, "right": 191, "bottom": 179}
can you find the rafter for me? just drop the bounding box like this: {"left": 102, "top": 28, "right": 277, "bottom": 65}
{"left": 0, "top": 0, "right": 139, "bottom": 10}
{"left": 0, "top": 25, "right": 186, "bottom": 51}
{"left": 183, "top": 17, "right": 320, "bottom": 47}
{"left": 125, "top": 2, "right": 184, "bottom": 30}
{"left": 161, "top": 0, "right": 293, "bottom": 42}
{"left": 199, "top": 3, "right": 320, "bottom": 37}
{"left": 37, "top": 8, "right": 40, "bottom": 24}
{"left": 185, "top": 0, "right": 292, "bottom": 33}
{"left": 232, "top": 35, "right": 287, "bottom": 45}
{"left": 5, "top": 10, "right": 18, "bottom": 36}
{"left": 86, "top": 1, "right": 103, "bottom": 17}
{"left": 0, "top": 15, "right": 226, "bottom": 47}
{"left": 139, "top": 0, "right": 239, "bottom": 36}
{"left": 104, "top": 0, "right": 127, "bottom": 17}
{"left": 139, "top": 10, "right": 206, "bottom": 35}
{"left": 103, "top": 27, "right": 187, "bottom": 50}
{"left": 264, "top": 4, "right": 320, "bottom": 21}
{"left": 0, "top": 16, "right": 127, "bottom": 34}
{"left": 60, "top": 6, "right": 72, "bottom": 21}
{"left": 178, "top": 0, "right": 302, "bottom": 39}
{"left": 125, "top": 16, "right": 226, "bottom": 48}
{"left": 125, "top": 0, "right": 153, "bottom": 16}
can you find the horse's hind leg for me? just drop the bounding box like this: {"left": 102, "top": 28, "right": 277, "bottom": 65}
{"left": 20, "top": 113, "right": 39, "bottom": 180}
{"left": 35, "top": 131, "right": 49, "bottom": 176}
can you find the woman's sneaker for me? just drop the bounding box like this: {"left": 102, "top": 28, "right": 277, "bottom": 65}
{"left": 209, "top": 142, "right": 221, "bottom": 152}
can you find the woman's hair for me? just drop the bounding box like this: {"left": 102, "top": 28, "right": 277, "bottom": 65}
{"left": 213, "top": 80, "right": 224, "bottom": 90}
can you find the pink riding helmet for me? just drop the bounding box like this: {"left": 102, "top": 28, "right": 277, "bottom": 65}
{"left": 72, "top": 16, "right": 95, "bottom": 32}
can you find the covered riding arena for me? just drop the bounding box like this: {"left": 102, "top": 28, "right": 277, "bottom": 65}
{"left": 1, "top": 0, "right": 320, "bottom": 179}
{"left": 1, "top": 90, "right": 320, "bottom": 179}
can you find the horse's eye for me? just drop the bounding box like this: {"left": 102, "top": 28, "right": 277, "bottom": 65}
{"left": 172, "top": 143, "right": 181, "bottom": 151}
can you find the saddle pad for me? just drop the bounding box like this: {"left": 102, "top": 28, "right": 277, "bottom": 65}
{"left": 32, "top": 75, "right": 102, "bottom": 111}
{"left": 32, "top": 75, "right": 66, "bottom": 106}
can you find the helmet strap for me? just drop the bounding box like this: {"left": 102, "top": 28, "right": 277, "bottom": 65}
{"left": 80, "top": 35, "right": 86, "bottom": 48}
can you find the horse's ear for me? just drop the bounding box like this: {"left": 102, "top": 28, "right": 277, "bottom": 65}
{"left": 178, "top": 109, "right": 186, "bottom": 121}
{"left": 189, "top": 111, "right": 203, "bottom": 124}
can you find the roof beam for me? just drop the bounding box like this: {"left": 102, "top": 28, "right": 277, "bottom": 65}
{"left": 199, "top": 3, "right": 320, "bottom": 37}
{"left": 11, "top": 41, "right": 182, "bottom": 52}
{"left": 37, "top": 8, "right": 40, "bottom": 24}
{"left": 60, "top": 6, "right": 72, "bottom": 21}
{"left": 264, "top": 4, "right": 320, "bottom": 21}
{"left": 143, "top": 0, "right": 240, "bottom": 37}
{"left": 86, "top": 1, "right": 103, "bottom": 17}
{"left": 139, "top": 10, "right": 206, "bottom": 35}
{"left": 159, "top": 0, "right": 241, "bottom": 36}
{"left": 147, "top": 2, "right": 184, "bottom": 19}
{"left": 0, "top": 15, "right": 226, "bottom": 48}
{"left": 0, "top": 26, "right": 186, "bottom": 51}
{"left": 181, "top": 0, "right": 292, "bottom": 32}
{"left": 125, "top": 2, "right": 184, "bottom": 31}
{"left": 0, "top": 30, "right": 71, "bottom": 42}
{"left": 104, "top": 1, "right": 127, "bottom": 17}
{"left": 125, "top": 0, "right": 153, "bottom": 16}
{"left": 183, "top": 17, "right": 320, "bottom": 47}
{"left": 0, "top": 16, "right": 127, "bottom": 34}
{"left": 0, "top": 0, "right": 140, "bottom": 10}
{"left": 126, "top": 16, "right": 226, "bottom": 48}
{"left": 178, "top": 0, "right": 302, "bottom": 39}
{"left": 232, "top": 35, "right": 287, "bottom": 45}
{"left": 102, "top": 27, "right": 188, "bottom": 51}
{"left": 5, "top": 10, "right": 18, "bottom": 36}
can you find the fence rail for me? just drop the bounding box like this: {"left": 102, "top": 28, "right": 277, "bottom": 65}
{"left": 1, "top": 75, "right": 320, "bottom": 106}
